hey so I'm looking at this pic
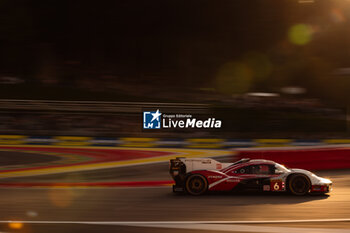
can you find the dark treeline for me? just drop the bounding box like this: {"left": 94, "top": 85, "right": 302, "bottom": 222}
{"left": 0, "top": 0, "right": 350, "bottom": 103}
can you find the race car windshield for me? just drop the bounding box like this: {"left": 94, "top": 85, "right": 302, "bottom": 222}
{"left": 275, "top": 163, "right": 290, "bottom": 173}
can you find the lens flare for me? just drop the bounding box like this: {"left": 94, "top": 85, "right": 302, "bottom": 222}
{"left": 288, "top": 24, "right": 313, "bottom": 45}
{"left": 215, "top": 62, "right": 252, "bottom": 95}
{"left": 48, "top": 187, "right": 75, "bottom": 208}
{"left": 244, "top": 52, "right": 272, "bottom": 80}
{"left": 9, "top": 221, "right": 23, "bottom": 229}
{"left": 330, "top": 8, "right": 345, "bottom": 23}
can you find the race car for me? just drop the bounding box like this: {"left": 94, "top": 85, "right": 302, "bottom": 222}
{"left": 169, "top": 157, "right": 332, "bottom": 196}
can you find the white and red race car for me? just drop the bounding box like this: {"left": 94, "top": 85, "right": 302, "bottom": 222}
{"left": 169, "top": 157, "right": 332, "bottom": 196}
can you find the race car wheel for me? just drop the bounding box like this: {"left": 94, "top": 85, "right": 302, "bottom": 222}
{"left": 288, "top": 175, "right": 311, "bottom": 196}
{"left": 185, "top": 174, "right": 208, "bottom": 196}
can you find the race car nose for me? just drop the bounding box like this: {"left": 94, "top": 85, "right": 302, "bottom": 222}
{"left": 320, "top": 178, "right": 332, "bottom": 184}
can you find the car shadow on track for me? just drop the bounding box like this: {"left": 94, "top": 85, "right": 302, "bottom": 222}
{"left": 167, "top": 191, "right": 329, "bottom": 205}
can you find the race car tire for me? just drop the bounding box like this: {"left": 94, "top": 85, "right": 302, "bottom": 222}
{"left": 185, "top": 174, "right": 208, "bottom": 196}
{"left": 288, "top": 174, "right": 311, "bottom": 196}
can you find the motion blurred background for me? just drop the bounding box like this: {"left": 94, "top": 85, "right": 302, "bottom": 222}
{"left": 1, "top": 1, "right": 350, "bottom": 233}
{"left": 0, "top": 0, "right": 350, "bottom": 138}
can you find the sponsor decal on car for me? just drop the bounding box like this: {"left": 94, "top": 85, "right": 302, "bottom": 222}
{"left": 226, "top": 179, "right": 240, "bottom": 183}
{"left": 202, "top": 160, "right": 212, "bottom": 164}
{"left": 270, "top": 180, "right": 284, "bottom": 191}
{"left": 208, "top": 175, "right": 223, "bottom": 179}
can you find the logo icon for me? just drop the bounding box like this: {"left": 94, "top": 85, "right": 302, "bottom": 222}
{"left": 143, "top": 109, "right": 162, "bottom": 129}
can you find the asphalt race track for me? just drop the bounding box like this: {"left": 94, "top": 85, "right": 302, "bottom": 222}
{"left": 0, "top": 150, "right": 350, "bottom": 233}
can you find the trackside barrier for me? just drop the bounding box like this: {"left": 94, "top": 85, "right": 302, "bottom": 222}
{"left": 0, "top": 135, "right": 349, "bottom": 149}
{"left": 237, "top": 148, "right": 350, "bottom": 171}
{"left": 0, "top": 135, "right": 349, "bottom": 170}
